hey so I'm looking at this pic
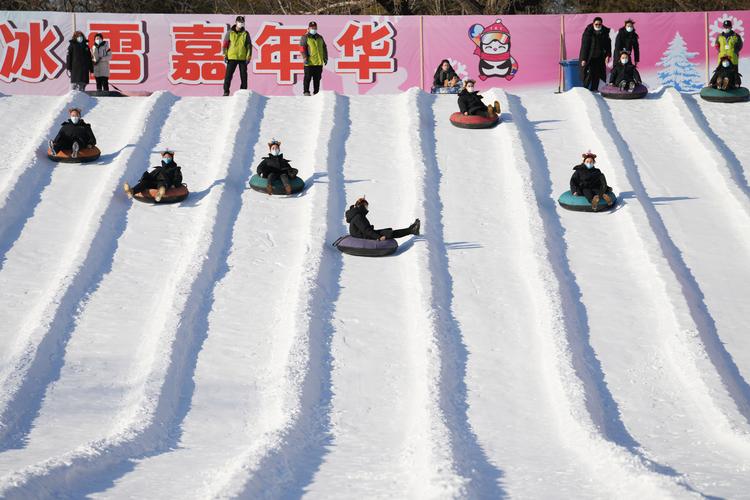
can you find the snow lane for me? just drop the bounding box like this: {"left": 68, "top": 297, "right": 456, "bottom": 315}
{"left": 0, "top": 92, "right": 262, "bottom": 498}
{"left": 605, "top": 90, "right": 750, "bottom": 422}
{"left": 93, "top": 92, "right": 333, "bottom": 500}
{"left": 303, "top": 93, "right": 462, "bottom": 498}
{"left": 509, "top": 90, "right": 699, "bottom": 498}
{"left": 571, "top": 89, "right": 750, "bottom": 496}
{"left": 0, "top": 92, "right": 84, "bottom": 269}
{"left": 0, "top": 93, "right": 173, "bottom": 451}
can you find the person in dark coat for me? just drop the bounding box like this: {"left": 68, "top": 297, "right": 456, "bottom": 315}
{"left": 570, "top": 152, "right": 614, "bottom": 211}
{"left": 345, "top": 197, "right": 420, "bottom": 241}
{"left": 433, "top": 59, "right": 460, "bottom": 89}
{"left": 49, "top": 108, "right": 96, "bottom": 157}
{"left": 614, "top": 19, "right": 639, "bottom": 66}
{"left": 710, "top": 56, "right": 742, "bottom": 90}
{"left": 608, "top": 51, "right": 642, "bottom": 91}
{"left": 66, "top": 30, "right": 93, "bottom": 91}
{"left": 579, "top": 17, "right": 611, "bottom": 92}
{"left": 457, "top": 80, "right": 499, "bottom": 118}
{"left": 123, "top": 150, "right": 183, "bottom": 202}
{"left": 255, "top": 139, "right": 299, "bottom": 195}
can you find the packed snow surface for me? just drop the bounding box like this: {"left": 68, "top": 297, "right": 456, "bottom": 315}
{"left": 0, "top": 87, "right": 749, "bottom": 499}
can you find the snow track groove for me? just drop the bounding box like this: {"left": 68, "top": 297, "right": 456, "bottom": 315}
{"left": 0, "top": 91, "right": 263, "bottom": 498}
{"left": 506, "top": 90, "right": 700, "bottom": 498}
{"left": 0, "top": 92, "right": 175, "bottom": 452}
{"left": 0, "top": 92, "right": 86, "bottom": 269}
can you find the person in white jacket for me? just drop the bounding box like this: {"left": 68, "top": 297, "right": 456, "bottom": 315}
{"left": 91, "top": 33, "right": 112, "bottom": 92}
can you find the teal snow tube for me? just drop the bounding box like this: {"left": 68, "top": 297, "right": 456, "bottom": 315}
{"left": 699, "top": 86, "right": 749, "bottom": 103}
{"left": 558, "top": 190, "right": 617, "bottom": 212}
{"left": 249, "top": 174, "right": 305, "bottom": 195}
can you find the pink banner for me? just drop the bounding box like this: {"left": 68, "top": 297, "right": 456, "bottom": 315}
{"left": 1, "top": 11, "right": 748, "bottom": 95}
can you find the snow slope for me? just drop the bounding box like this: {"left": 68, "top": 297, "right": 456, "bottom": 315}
{"left": 0, "top": 88, "right": 749, "bottom": 499}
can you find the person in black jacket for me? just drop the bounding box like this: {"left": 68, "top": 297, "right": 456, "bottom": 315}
{"left": 570, "top": 152, "right": 613, "bottom": 211}
{"left": 345, "top": 197, "right": 420, "bottom": 241}
{"left": 255, "top": 139, "right": 299, "bottom": 195}
{"left": 457, "top": 80, "right": 499, "bottom": 118}
{"left": 608, "top": 51, "right": 642, "bottom": 91}
{"left": 579, "top": 17, "right": 611, "bottom": 92}
{"left": 123, "top": 150, "right": 183, "bottom": 202}
{"left": 710, "top": 56, "right": 742, "bottom": 90}
{"left": 614, "top": 19, "right": 639, "bottom": 66}
{"left": 433, "top": 59, "right": 460, "bottom": 90}
{"left": 66, "top": 30, "right": 93, "bottom": 91}
{"left": 49, "top": 108, "right": 96, "bottom": 157}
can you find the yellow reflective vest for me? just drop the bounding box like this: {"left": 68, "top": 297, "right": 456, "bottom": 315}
{"left": 717, "top": 32, "right": 743, "bottom": 65}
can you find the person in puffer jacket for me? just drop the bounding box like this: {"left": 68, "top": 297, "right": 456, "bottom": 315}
{"left": 123, "top": 150, "right": 183, "bottom": 202}
{"left": 608, "top": 51, "right": 642, "bottom": 91}
{"left": 255, "top": 139, "right": 299, "bottom": 195}
{"left": 49, "top": 107, "right": 97, "bottom": 157}
{"left": 91, "top": 33, "right": 112, "bottom": 92}
{"left": 710, "top": 56, "right": 742, "bottom": 90}
{"left": 570, "top": 152, "right": 614, "bottom": 211}
{"left": 345, "top": 197, "right": 420, "bottom": 241}
{"left": 457, "top": 80, "right": 499, "bottom": 118}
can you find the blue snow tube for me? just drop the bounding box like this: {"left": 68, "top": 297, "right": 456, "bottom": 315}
{"left": 558, "top": 190, "right": 617, "bottom": 212}
{"left": 249, "top": 174, "right": 305, "bottom": 194}
{"left": 333, "top": 235, "right": 398, "bottom": 257}
{"left": 699, "top": 86, "right": 750, "bottom": 103}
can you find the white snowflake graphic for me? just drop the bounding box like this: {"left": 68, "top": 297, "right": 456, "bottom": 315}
{"left": 369, "top": 15, "right": 401, "bottom": 26}
{"left": 709, "top": 13, "right": 744, "bottom": 46}
{"left": 447, "top": 58, "right": 469, "bottom": 80}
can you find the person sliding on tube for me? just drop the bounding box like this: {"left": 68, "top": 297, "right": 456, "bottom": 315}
{"left": 123, "top": 149, "right": 183, "bottom": 202}
{"left": 49, "top": 107, "right": 96, "bottom": 158}
{"left": 255, "top": 139, "right": 299, "bottom": 195}
{"left": 345, "top": 197, "right": 420, "bottom": 241}
{"left": 570, "top": 152, "right": 614, "bottom": 212}
{"left": 609, "top": 50, "right": 642, "bottom": 91}
{"left": 457, "top": 79, "right": 499, "bottom": 118}
{"left": 710, "top": 56, "right": 742, "bottom": 90}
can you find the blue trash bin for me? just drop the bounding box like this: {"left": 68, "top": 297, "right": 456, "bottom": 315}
{"left": 560, "top": 59, "right": 583, "bottom": 91}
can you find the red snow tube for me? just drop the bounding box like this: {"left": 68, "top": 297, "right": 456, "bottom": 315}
{"left": 47, "top": 146, "right": 101, "bottom": 163}
{"left": 133, "top": 184, "right": 190, "bottom": 204}
{"left": 449, "top": 112, "right": 500, "bottom": 129}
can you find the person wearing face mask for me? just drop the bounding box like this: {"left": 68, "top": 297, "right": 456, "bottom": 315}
{"left": 432, "top": 59, "right": 460, "bottom": 93}
{"left": 715, "top": 19, "right": 743, "bottom": 70}
{"left": 299, "top": 21, "right": 328, "bottom": 96}
{"left": 709, "top": 56, "right": 742, "bottom": 91}
{"left": 570, "top": 152, "right": 614, "bottom": 211}
{"left": 91, "top": 33, "right": 111, "bottom": 92}
{"left": 457, "top": 79, "right": 499, "bottom": 118}
{"left": 579, "top": 17, "right": 611, "bottom": 92}
{"left": 222, "top": 15, "right": 252, "bottom": 97}
{"left": 608, "top": 50, "right": 642, "bottom": 91}
{"left": 49, "top": 108, "right": 97, "bottom": 158}
{"left": 66, "top": 30, "right": 93, "bottom": 91}
{"left": 614, "top": 19, "right": 640, "bottom": 66}
{"left": 124, "top": 150, "right": 183, "bottom": 203}
{"left": 345, "top": 197, "right": 420, "bottom": 241}
{"left": 255, "top": 139, "right": 299, "bottom": 195}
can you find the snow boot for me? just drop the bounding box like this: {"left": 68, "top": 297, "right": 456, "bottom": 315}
{"left": 71, "top": 141, "right": 79, "bottom": 159}
{"left": 493, "top": 101, "right": 501, "bottom": 115}
{"left": 303, "top": 91, "right": 311, "bottom": 96}
{"left": 602, "top": 193, "right": 614, "bottom": 206}
{"left": 628, "top": 81, "right": 636, "bottom": 92}
{"left": 411, "top": 218, "right": 421, "bottom": 236}
{"left": 591, "top": 195, "right": 600, "bottom": 212}
{"left": 223, "top": 91, "right": 229, "bottom": 97}
{"left": 123, "top": 182, "right": 133, "bottom": 199}
{"left": 721, "top": 77, "right": 730, "bottom": 90}
{"left": 284, "top": 183, "right": 292, "bottom": 195}
{"left": 48, "top": 139, "right": 56, "bottom": 155}
{"left": 266, "top": 182, "right": 274, "bottom": 195}
{"left": 619, "top": 81, "right": 627, "bottom": 91}
{"left": 155, "top": 185, "right": 166, "bottom": 202}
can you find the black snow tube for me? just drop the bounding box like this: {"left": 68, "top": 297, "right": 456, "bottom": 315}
{"left": 600, "top": 84, "right": 648, "bottom": 100}
{"left": 47, "top": 146, "right": 101, "bottom": 163}
{"left": 249, "top": 174, "right": 305, "bottom": 195}
{"left": 699, "top": 86, "right": 750, "bottom": 103}
{"left": 449, "top": 112, "right": 500, "bottom": 129}
{"left": 133, "top": 184, "right": 190, "bottom": 204}
{"left": 85, "top": 90, "right": 125, "bottom": 97}
{"left": 558, "top": 189, "right": 617, "bottom": 212}
{"left": 333, "top": 235, "right": 399, "bottom": 257}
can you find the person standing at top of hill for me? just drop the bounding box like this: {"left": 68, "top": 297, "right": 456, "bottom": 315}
{"left": 300, "top": 21, "right": 328, "bottom": 96}
{"left": 579, "top": 17, "right": 611, "bottom": 92}
{"left": 223, "top": 15, "right": 252, "bottom": 96}
{"left": 614, "top": 19, "right": 640, "bottom": 66}
{"left": 66, "top": 30, "right": 93, "bottom": 91}
{"left": 91, "top": 32, "right": 112, "bottom": 92}
{"left": 716, "top": 19, "right": 743, "bottom": 69}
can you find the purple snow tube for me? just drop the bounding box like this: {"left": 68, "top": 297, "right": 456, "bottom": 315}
{"left": 600, "top": 84, "right": 648, "bottom": 100}
{"left": 333, "top": 235, "right": 398, "bottom": 257}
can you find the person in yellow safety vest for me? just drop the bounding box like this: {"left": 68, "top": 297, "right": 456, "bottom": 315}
{"left": 715, "top": 19, "right": 743, "bottom": 67}
{"left": 222, "top": 15, "right": 252, "bottom": 96}
{"left": 299, "top": 21, "right": 328, "bottom": 96}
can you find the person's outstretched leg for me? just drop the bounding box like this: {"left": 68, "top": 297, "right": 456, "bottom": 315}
{"left": 266, "top": 172, "right": 278, "bottom": 195}
{"left": 280, "top": 173, "right": 292, "bottom": 195}
{"left": 389, "top": 219, "right": 420, "bottom": 239}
